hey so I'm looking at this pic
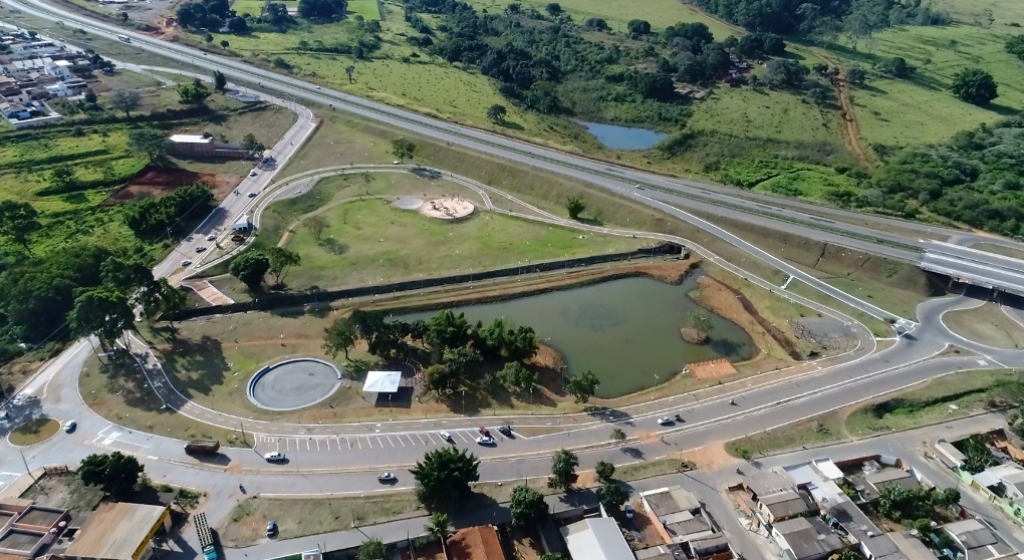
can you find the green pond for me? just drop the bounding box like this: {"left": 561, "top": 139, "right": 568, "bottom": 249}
{"left": 395, "top": 273, "right": 756, "bottom": 397}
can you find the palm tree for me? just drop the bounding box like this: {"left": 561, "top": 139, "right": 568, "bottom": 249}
{"left": 425, "top": 512, "right": 452, "bottom": 555}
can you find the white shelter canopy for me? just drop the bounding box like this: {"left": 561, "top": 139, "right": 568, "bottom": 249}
{"left": 362, "top": 371, "right": 401, "bottom": 393}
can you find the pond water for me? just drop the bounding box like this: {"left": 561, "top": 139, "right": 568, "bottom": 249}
{"left": 394, "top": 274, "right": 756, "bottom": 398}
{"left": 579, "top": 121, "right": 669, "bottom": 151}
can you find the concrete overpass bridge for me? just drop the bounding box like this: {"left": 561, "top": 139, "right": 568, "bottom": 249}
{"left": 919, "top": 241, "right": 1024, "bottom": 297}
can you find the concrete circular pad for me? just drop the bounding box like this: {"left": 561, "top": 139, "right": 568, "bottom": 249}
{"left": 393, "top": 196, "right": 424, "bottom": 210}
{"left": 247, "top": 358, "right": 342, "bottom": 411}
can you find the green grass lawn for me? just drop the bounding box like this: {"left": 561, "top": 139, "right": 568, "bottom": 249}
{"left": 822, "top": 277, "right": 929, "bottom": 320}
{"left": 786, "top": 279, "right": 894, "bottom": 338}
{"left": 726, "top": 368, "right": 1020, "bottom": 458}
{"left": 252, "top": 171, "right": 642, "bottom": 292}
{"left": 231, "top": 0, "right": 265, "bottom": 16}
{"left": 347, "top": 0, "right": 380, "bottom": 20}
{"left": 688, "top": 87, "right": 845, "bottom": 145}
{"left": 943, "top": 302, "right": 1024, "bottom": 350}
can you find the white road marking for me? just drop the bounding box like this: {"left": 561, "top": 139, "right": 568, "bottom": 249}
{"left": 426, "top": 433, "right": 437, "bottom": 445}
{"left": 377, "top": 436, "right": 385, "bottom": 447}
{"left": 977, "top": 359, "right": 988, "bottom": 366}
{"left": 416, "top": 433, "right": 426, "bottom": 445}
{"left": 456, "top": 431, "right": 469, "bottom": 443}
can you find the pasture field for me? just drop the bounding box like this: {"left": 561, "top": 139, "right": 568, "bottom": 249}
{"left": 230, "top": 0, "right": 266, "bottom": 16}
{"left": 346, "top": 0, "right": 380, "bottom": 20}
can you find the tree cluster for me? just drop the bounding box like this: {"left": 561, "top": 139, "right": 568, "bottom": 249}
{"left": 79, "top": 452, "right": 145, "bottom": 500}
{"left": 297, "top": 0, "right": 348, "bottom": 20}
{"left": 177, "top": 78, "right": 212, "bottom": 106}
{"left": 875, "top": 484, "right": 960, "bottom": 523}
{"left": 409, "top": 446, "right": 480, "bottom": 510}
{"left": 228, "top": 246, "right": 300, "bottom": 290}
{"left": 176, "top": 0, "right": 234, "bottom": 30}
{"left": 123, "top": 183, "right": 214, "bottom": 239}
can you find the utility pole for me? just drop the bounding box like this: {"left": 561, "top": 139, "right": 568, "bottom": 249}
{"left": 239, "top": 422, "right": 247, "bottom": 447}
{"left": 20, "top": 450, "right": 34, "bottom": 480}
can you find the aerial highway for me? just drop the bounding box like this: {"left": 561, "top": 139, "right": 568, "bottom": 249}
{"left": 7, "top": 0, "right": 1024, "bottom": 298}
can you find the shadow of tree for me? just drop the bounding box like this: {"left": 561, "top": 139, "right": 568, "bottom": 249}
{"left": 156, "top": 335, "right": 229, "bottom": 398}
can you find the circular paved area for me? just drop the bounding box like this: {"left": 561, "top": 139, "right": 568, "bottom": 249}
{"left": 249, "top": 359, "right": 342, "bottom": 411}
{"left": 393, "top": 196, "right": 424, "bottom": 210}
{"left": 421, "top": 196, "right": 474, "bottom": 219}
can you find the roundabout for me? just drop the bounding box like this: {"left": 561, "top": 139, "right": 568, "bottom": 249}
{"left": 7, "top": 416, "right": 61, "bottom": 447}
{"left": 247, "top": 358, "right": 343, "bottom": 411}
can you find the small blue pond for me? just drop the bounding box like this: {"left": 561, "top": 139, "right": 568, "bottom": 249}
{"left": 579, "top": 121, "right": 669, "bottom": 150}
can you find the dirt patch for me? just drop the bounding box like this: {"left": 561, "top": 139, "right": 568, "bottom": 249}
{"left": 679, "top": 327, "right": 709, "bottom": 344}
{"left": 675, "top": 442, "right": 736, "bottom": 471}
{"left": 688, "top": 358, "right": 737, "bottom": 380}
{"left": 102, "top": 166, "right": 241, "bottom": 205}
{"left": 692, "top": 275, "right": 800, "bottom": 360}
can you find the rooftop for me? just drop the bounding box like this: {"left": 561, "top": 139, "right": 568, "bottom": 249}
{"left": 17, "top": 506, "right": 64, "bottom": 528}
{"left": 773, "top": 517, "right": 844, "bottom": 560}
{"left": 0, "top": 529, "right": 43, "bottom": 553}
{"left": 446, "top": 525, "right": 505, "bottom": 560}
{"left": 746, "top": 471, "right": 796, "bottom": 498}
{"left": 758, "top": 490, "right": 817, "bottom": 519}
{"left": 889, "top": 532, "right": 938, "bottom": 560}
{"left": 64, "top": 503, "right": 168, "bottom": 560}
{"left": 168, "top": 134, "right": 212, "bottom": 144}
{"left": 827, "top": 500, "right": 881, "bottom": 544}
{"left": 636, "top": 544, "right": 687, "bottom": 560}
{"left": 560, "top": 517, "right": 635, "bottom": 560}
{"left": 362, "top": 371, "right": 401, "bottom": 393}
{"left": 941, "top": 519, "right": 1016, "bottom": 560}
{"left": 642, "top": 487, "right": 701, "bottom": 517}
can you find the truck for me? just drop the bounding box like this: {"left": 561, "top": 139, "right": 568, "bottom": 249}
{"left": 194, "top": 512, "right": 218, "bottom": 560}
{"left": 184, "top": 440, "right": 220, "bottom": 455}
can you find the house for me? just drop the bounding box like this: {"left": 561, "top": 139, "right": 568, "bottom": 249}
{"left": 770, "top": 517, "right": 845, "bottom": 560}
{"left": 940, "top": 519, "right": 1016, "bottom": 560}
{"left": 43, "top": 59, "right": 73, "bottom": 80}
{"left": 168, "top": 134, "right": 254, "bottom": 160}
{"left": 848, "top": 467, "right": 919, "bottom": 503}
{"left": 744, "top": 471, "right": 797, "bottom": 500}
{"left": 0, "top": 499, "right": 73, "bottom": 559}
{"left": 640, "top": 487, "right": 713, "bottom": 544}
{"left": 865, "top": 532, "right": 938, "bottom": 560}
{"left": 560, "top": 517, "right": 635, "bottom": 560}
{"left": 0, "top": 101, "right": 32, "bottom": 120}
{"left": 756, "top": 490, "right": 817, "bottom": 523}
{"left": 972, "top": 464, "right": 1024, "bottom": 501}
{"left": 230, "top": 215, "right": 253, "bottom": 233}
{"left": 63, "top": 502, "right": 170, "bottom": 560}
{"left": 446, "top": 525, "right": 506, "bottom": 560}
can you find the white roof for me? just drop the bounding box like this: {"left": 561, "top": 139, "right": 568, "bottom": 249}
{"left": 560, "top": 517, "right": 635, "bottom": 560}
{"left": 362, "top": 371, "right": 401, "bottom": 393}
{"left": 169, "top": 134, "right": 212, "bottom": 144}
{"left": 812, "top": 459, "right": 844, "bottom": 480}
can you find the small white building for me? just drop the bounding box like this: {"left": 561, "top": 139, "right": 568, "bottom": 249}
{"left": 43, "top": 59, "right": 73, "bottom": 80}
{"left": 560, "top": 517, "right": 634, "bottom": 560}
{"left": 230, "top": 215, "right": 253, "bottom": 233}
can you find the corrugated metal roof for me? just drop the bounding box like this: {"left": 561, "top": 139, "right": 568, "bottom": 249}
{"left": 560, "top": 517, "right": 635, "bottom": 560}
{"left": 65, "top": 503, "right": 167, "bottom": 560}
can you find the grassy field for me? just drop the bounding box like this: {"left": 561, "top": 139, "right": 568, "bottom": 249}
{"left": 347, "top": 0, "right": 380, "bottom": 20}
{"left": 7, "top": 417, "right": 60, "bottom": 446}
{"left": 21, "top": 473, "right": 105, "bottom": 511}
{"left": 726, "top": 368, "right": 1020, "bottom": 458}
{"left": 787, "top": 279, "right": 894, "bottom": 338}
{"left": 249, "top": 172, "right": 642, "bottom": 292}
{"left": 943, "top": 302, "right": 1024, "bottom": 349}
{"left": 688, "top": 87, "right": 845, "bottom": 147}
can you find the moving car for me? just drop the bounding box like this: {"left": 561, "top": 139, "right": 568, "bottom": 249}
{"left": 377, "top": 472, "right": 396, "bottom": 483}
{"left": 195, "top": 246, "right": 207, "bottom": 253}
{"left": 249, "top": 170, "right": 258, "bottom": 177}
{"left": 476, "top": 435, "right": 495, "bottom": 446}
{"left": 657, "top": 417, "right": 673, "bottom": 426}
{"left": 439, "top": 431, "right": 453, "bottom": 443}
{"left": 263, "top": 452, "right": 285, "bottom": 462}
{"left": 635, "top": 184, "right": 645, "bottom": 190}
{"left": 206, "top": 234, "right": 216, "bottom": 241}
{"left": 248, "top": 192, "right": 257, "bottom": 198}
{"left": 266, "top": 520, "right": 277, "bottom": 537}
{"left": 181, "top": 259, "right": 192, "bottom": 267}
{"left": 63, "top": 420, "right": 76, "bottom": 433}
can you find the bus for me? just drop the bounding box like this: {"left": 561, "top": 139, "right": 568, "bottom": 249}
{"left": 117, "top": 34, "right": 130, "bottom": 42}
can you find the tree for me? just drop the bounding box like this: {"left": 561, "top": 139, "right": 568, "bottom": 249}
{"left": 148, "top": 278, "right": 188, "bottom": 326}
{"left": 486, "top": 103, "right": 507, "bottom": 124}
{"left": 84, "top": 91, "right": 98, "bottom": 104}
{"left": 959, "top": 435, "right": 996, "bottom": 474}
{"left": 509, "top": 485, "right": 548, "bottom": 527}
{"left": 119, "top": 11, "right": 129, "bottom": 22}
{"left": 391, "top": 137, "right": 416, "bottom": 161}
{"left": 545, "top": 2, "right": 560, "bottom": 15}
{"left": 565, "top": 196, "right": 586, "bottom": 220}
{"left": 298, "top": 0, "right": 348, "bottom": 19}
{"left": 265, "top": 2, "right": 294, "bottom": 26}
{"left": 68, "top": 288, "right": 135, "bottom": 349}
{"left": 240, "top": 133, "right": 266, "bottom": 155}
{"left": 305, "top": 215, "right": 327, "bottom": 240}
{"left": 357, "top": 538, "right": 385, "bottom": 560}
{"left": 204, "top": 33, "right": 214, "bottom": 43}
{"left": 426, "top": 310, "right": 471, "bottom": 354}
{"left": 933, "top": 487, "right": 960, "bottom": 508}
{"left": 128, "top": 128, "right": 171, "bottom": 162}
{"left": 764, "top": 59, "right": 809, "bottom": 89}
{"left": 109, "top": 88, "right": 140, "bottom": 117}
{"left": 177, "top": 78, "right": 211, "bottom": 105}
{"left": 266, "top": 246, "right": 301, "bottom": 285}
{"left": 950, "top": 68, "right": 998, "bottom": 106}
{"left": 627, "top": 19, "right": 651, "bottom": 35}
{"left": 346, "top": 65, "right": 356, "bottom": 83}
{"left": 595, "top": 460, "right": 615, "bottom": 482}
{"left": 610, "top": 427, "right": 626, "bottom": 442}
{"left": 807, "top": 86, "right": 829, "bottom": 106}
{"left": 227, "top": 16, "right": 250, "bottom": 33}
{"left": 410, "top": 446, "right": 480, "bottom": 510}
{"left": 688, "top": 310, "right": 713, "bottom": 338}
{"left": 229, "top": 250, "right": 270, "bottom": 290}
{"left": 78, "top": 452, "right": 143, "bottom": 500}
{"left": 324, "top": 316, "right": 358, "bottom": 359}
{"left": 583, "top": 17, "right": 608, "bottom": 30}
{"left": 596, "top": 483, "right": 628, "bottom": 512}
{"left": 424, "top": 512, "right": 452, "bottom": 543}
{"left": 213, "top": 70, "right": 227, "bottom": 91}
{"left": 846, "top": 67, "right": 866, "bottom": 85}
{"left": 0, "top": 200, "right": 40, "bottom": 250}
{"left": 565, "top": 370, "right": 599, "bottom": 404}
{"left": 548, "top": 449, "right": 578, "bottom": 490}
{"left": 497, "top": 361, "right": 537, "bottom": 396}
{"left": 49, "top": 164, "right": 77, "bottom": 192}
{"left": 875, "top": 57, "right": 910, "bottom": 78}
{"left": 1008, "top": 35, "right": 1024, "bottom": 62}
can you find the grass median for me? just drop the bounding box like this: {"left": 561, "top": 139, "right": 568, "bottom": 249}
{"left": 726, "top": 368, "right": 1022, "bottom": 459}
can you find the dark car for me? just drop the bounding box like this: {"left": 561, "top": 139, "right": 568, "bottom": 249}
{"left": 498, "top": 425, "right": 512, "bottom": 437}
{"left": 266, "top": 520, "right": 277, "bottom": 537}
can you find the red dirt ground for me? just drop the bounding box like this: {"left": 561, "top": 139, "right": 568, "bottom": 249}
{"left": 102, "top": 166, "right": 241, "bottom": 205}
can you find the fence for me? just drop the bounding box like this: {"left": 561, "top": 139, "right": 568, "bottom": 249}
{"left": 164, "top": 242, "right": 684, "bottom": 321}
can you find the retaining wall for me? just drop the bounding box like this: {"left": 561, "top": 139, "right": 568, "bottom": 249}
{"left": 164, "top": 242, "right": 684, "bottom": 321}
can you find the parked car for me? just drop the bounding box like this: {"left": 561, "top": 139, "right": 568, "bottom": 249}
{"left": 657, "top": 416, "right": 673, "bottom": 426}
{"left": 439, "top": 431, "right": 453, "bottom": 443}
{"left": 180, "top": 259, "right": 192, "bottom": 267}
{"left": 478, "top": 426, "right": 490, "bottom": 437}
{"left": 476, "top": 435, "right": 495, "bottom": 446}
{"left": 624, "top": 504, "right": 634, "bottom": 519}
{"left": 497, "top": 425, "right": 512, "bottom": 437}
{"left": 263, "top": 452, "right": 285, "bottom": 462}
{"left": 266, "top": 520, "right": 277, "bottom": 537}
{"left": 63, "top": 420, "right": 76, "bottom": 433}
{"left": 377, "top": 472, "right": 396, "bottom": 483}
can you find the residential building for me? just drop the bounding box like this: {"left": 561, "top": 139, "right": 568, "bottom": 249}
{"left": 0, "top": 499, "right": 72, "bottom": 559}
{"left": 640, "top": 487, "right": 714, "bottom": 544}
{"left": 972, "top": 464, "right": 1024, "bottom": 502}
{"left": 864, "top": 532, "right": 938, "bottom": 560}
{"left": 770, "top": 517, "right": 845, "bottom": 560}
{"left": 445, "top": 525, "right": 506, "bottom": 560}
{"left": 63, "top": 502, "right": 170, "bottom": 560}
{"left": 940, "top": 519, "right": 1016, "bottom": 560}
{"left": 756, "top": 490, "right": 817, "bottom": 523}
{"left": 560, "top": 517, "right": 635, "bottom": 560}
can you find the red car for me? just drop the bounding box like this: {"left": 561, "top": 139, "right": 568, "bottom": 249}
{"left": 478, "top": 427, "right": 490, "bottom": 437}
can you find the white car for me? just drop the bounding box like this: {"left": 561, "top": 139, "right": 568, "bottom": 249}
{"left": 264, "top": 452, "right": 285, "bottom": 462}
{"left": 439, "top": 431, "right": 453, "bottom": 443}
{"left": 393, "top": 160, "right": 401, "bottom": 164}
{"left": 180, "top": 259, "right": 192, "bottom": 267}
{"left": 657, "top": 416, "right": 673, "bottom": 426}
{"left": 206, "top": 234, "right": 216, "bottom": 241}
{"left": 476, "top": 435, "right": 495, "bottom": 446}
{"left": 635, "top": 184, "right": 645, "bottom": 190}
{"left": 249, "top": 170, "right": 258, "bottom": 177}
{"left": 195, "top": 246, "right": 207, "bottom": 253}
{"left": 63, "top": 420, "right": 76, "bottom": 433}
